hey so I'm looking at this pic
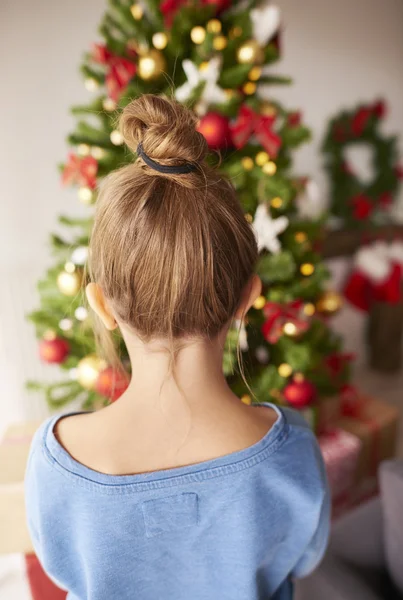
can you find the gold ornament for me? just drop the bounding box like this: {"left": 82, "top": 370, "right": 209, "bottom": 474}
{"left": 91, "top": 146, "right": 106, "bottom": 160}
{"left": 110, "top": 130, "right": 124, "bottom": 145}
{"left": 295, "top": 231, "right": 307, "bottom": 243}
{"left": 213, "top": 35, "right": 228, "bottom": 51}
{"left": 236, "top": 40, "right": 264, "bottom": 65}
{"left": 77, "top": 354, "right": 107, "bottom": 390}
{"left": 255, "top": 151, "right": 269, "bottom": 166}
{"left": 207, "top": 19, "right": 222, "bottom": 34}
{"left": 64, "top": 261, "right": 76, "bottom": 274}
{"left": 57, "top": 270, "right": 82, "bottom": 296}
{"left": 270, "top": 197, "right": 283, "bottom": 209}
{"left": 263, "top": 161, "right": 277, "bottom": 175}
{"left": 229, "top": 26, "right": 243, "bottom": 39}
{"left": 242, "top": 82, "right": 256, "bottom": 95}
{"left": 43, "top": 329, "right": 57, "bottom": 341}
{"left": 241, "top": 394, "right": 252, "bottom": 405}
{"left": 224, "top": 89, "right": 235, "bottom": 99}
{"left": 84, "top": 78, "right": 99, "bottom": 92}
{"left": 138, "top": 49, "right": 166, "bottom": 80}
{"left": 77, "top": 144, "right": 90, "bottom": 157}
{"left": 248, "top": 66, "right": 262, "bottom": 81}
{"left": 260, "top": 102, "right": 277, "bottom": 117}
{"left": 300, "top": 263, "right": 315, "bottom": 276}
{"left": 152, "top": 32, "right": 168, "bottom": 50}
{"left": 244, "top": 212, "right": 253, "bottom": 223}
{"left": 278, "top": 363, "right": 292, "bottom": 378}
{"left": 190, "top": 26, "right": 206, "bottom": 45}
{"left": 303, "top": 303, "right": 316, "bottom": 316}
{"left": 253, "top": 295, "right": 266, "bottom": 310}
{"left": 78, "top": 186, "right": 94, "bottom": 204}
{"left": 283, "top": 322, "right": 298, "bottom": 337}
{"left": 241, "top": 157, "right": 254, "bottom": 170}
{"left": 130, "top": 3, "right": 143, "bottom": 20}
{"left": 316, "top": 291, "right": 343, "bottom": 315}
{"left": 199, "top": 61, "right": 209, "bottom": 72}
{"left": 103, "top": 98, "right": 117, "bottom": 112}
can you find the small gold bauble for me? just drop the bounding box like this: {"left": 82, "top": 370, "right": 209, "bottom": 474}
{"left": 77, "top": 144, "right": 90, "bottom": 157}
{"left": 260, "top": 102, "right": 277, "bottom": 117}
{"left": 316, "top": 290, "right": 343, "bottom": 315}
{"left": 253, "top": 295, "right": 266, "bottom": 310}
{"left": 278, "top": 363, "right": 293, "bottom": 378}
{"left": 300, "top": 263, "right": 315, "bottom": 276}
{"left": 263, "top": 161, "right": 277, "bottom": 175}
{"left": 43, "top": 329, "right": 57, "bottom": 341}
{"left": 152, "top": 32, "right": 168, "bottom": 49}
{"left": 77, "top": 354, "right": 107, "bottom": 390}
{"left": 64, "top": 261, "right": 76, "bottom": 274}
{"left": 84, "top": 78, "right": 99, "bottom": 92}
{"left": 242, "top": 82, "right": 256, "bottom": 95}
{"left": 57, "top": 270, "right": 82, "bottom": 296}
{"left": 229, "top": 26, "right": 243, "bottom": 39}
{"left": 130, "top": 3, "right": 143, "bottom": 20}
{"left": 283, "top": 322, "right": 298, "bottom": 337}
{"left": 91, "top": 146, "right": 106, "bottom": 160}
{"left": 236, "top": 39, "right": 264, "bottom": 65}
{"left": 78, "top": 186, "right": 94, "bottom": 205}
{"left": 207, "top": 19, "right": 222, "bottom": 34}
{"left": 303, "top": 302, "right": 316, "bottom": 316}
{"left": 110, "top": 130, "right": 124, "bottom": 145}
{"left": 213, "top": 35, "right": 227, "bottom": 50}
{"left": 241, "top": 394, "right": 252, "bottom": 405}
{"left": 103, "top": 98, "right": 117, "bottom": 112}
{"left": 190, "top": 26, "right": 206, "bottom": 45}
{"left": 248, "top": 66, "right": 262, "bottom": 81}
{"left": 270, "top": 197, "right": 283, "bottom": 209}
{"left": 138, "top": 49, "right": 166, "bottom": 80}
{"left": 244, "top": 212, "right": 253, "bottom": 223}
{"left": 241, "top": 157, "right": 254, "bottom": 170}
{"left": 295, "top": 231, "right": 307, "bottom": 243}
{"left": 199, "top": 61, "right": 209, "bottom": 72}
{"left": 255, "top": 151, "right": 269, "bottom": 166}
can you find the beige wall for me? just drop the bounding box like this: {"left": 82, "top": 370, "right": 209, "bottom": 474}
{"left": 1, "top": 0, "right": 402, "bottom": 431}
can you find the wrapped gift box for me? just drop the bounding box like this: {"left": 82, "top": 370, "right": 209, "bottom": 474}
{"left": 338, "top": 396, "right": 399, "bottom": 485}
{"left": 319, "top": 428, "right": 362, "bottom": 500}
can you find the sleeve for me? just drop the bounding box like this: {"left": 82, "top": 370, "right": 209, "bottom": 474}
{"left": 291, "top": 483, "right": 331, "bottom": 579}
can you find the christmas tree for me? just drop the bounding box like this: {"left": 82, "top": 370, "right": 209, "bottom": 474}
{"left": 28, "top": 0, "right": 352, "bottom": 413}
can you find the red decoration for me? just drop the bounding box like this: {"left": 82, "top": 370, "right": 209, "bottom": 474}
{"left": 160, "top": 0, "right": 187, "bottom": 27}
{"left": 394, "top": 164, "right": 403, "bottom": 180}
{"left": 95, "top": 367, "right": 130, "bottom": 401}
{"left": 231, "top": 104, "right": 282, "bottom": 158}
{"left": 201, "top": 0, "right": 231, "bottom": 12}
{"left": 61, "top": 154, "right": 98, "bottom": 189}
{"left": 325, "top": 352, "right": 355, "bottom": 378}
{"left": 39, "top": 337, "right": 70, "bottom": 364}
{"left": 340, "top": 384, "right": 363, "bottom": 418}
{"left": 344, "top": 270, "right": 372, "bottom": 311}
{"left": 350, "top": 194, "right": 374, "bottom": 219}
{"left": 379, "top": 191, "right": 393, "bottom": 208}
{"left": 92, "top": 44, "right": 136, "bottom": 102}
{"left": 197, "top": 112, "right": 232, "bottom": 149}
{"left": 261, "top": 300, "right": 308, "bottom": 344}
{"left": 351, "top": 106, "right": 372, "bottom": 136}
{"left": 372, "top": 99, "right": 386, "bottom": 119}
{"left": 287, "top": 112, "right": 301, "bottom": 127}
{"left": 283, "top": 378, "right": 317, "bottom": 409}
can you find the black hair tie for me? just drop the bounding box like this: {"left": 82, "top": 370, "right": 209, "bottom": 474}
{"left": 136, "top": 142, "right": 198, "bottom": 175}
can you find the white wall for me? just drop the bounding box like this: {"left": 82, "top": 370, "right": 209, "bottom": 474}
{"left": 1, "top": 0, "right": 403, "bottom": 431}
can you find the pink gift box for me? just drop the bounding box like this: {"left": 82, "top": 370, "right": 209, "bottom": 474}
{"left": 319, "top": 428, "right": 362, "bottom": 500}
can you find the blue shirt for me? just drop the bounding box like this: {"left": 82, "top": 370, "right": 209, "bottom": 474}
{"left": 24, "top": 403, "right": 330, "bottom": 600}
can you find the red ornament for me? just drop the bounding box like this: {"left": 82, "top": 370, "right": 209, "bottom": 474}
{"left": 197, "top": 112, "right": 231, "bottom": 149}
{"left": 287, "top": 112, "right": 301, "bottom": 127}
{"left": 39, "top": 337, "right": 70, "bottom": 364}
{"left": 283, "top": 378, "right": 317, "bottom": 409}
{"left": 92, "top": 44, "right": 136, "bottom": 102}
{"left": 350, "top": 194, "right": 374, "bottom": 219}
{"left": 201, "top": 0, "right": 231, "bottom": 13}
{"left": 62, "top": 154, "right": 98, "bottom": 189}
{"left": 261, "top": 300, "right": 309, "bottom": 344}
{"left": 372, "top": 99, "right": 386, "bottom": 119}
{"left": 379, "top": 191, "right": 393, "bottom": 208}
{"left": 95, "top": 367, "right": 130, "bottom": 401}
{"left": 231, "top": 104, "right": 282, "bottom": 158}
{"left": 351, "top": 106, "right": 372, "bottom": 136}
{"left": 325, "top": 352, "right": 355, "bottom": 377}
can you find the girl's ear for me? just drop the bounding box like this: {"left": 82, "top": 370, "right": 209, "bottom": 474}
{"left": 234, "top": 275, "right": 262, "bottom": 320}
{"left": 86, "top": 283, "right": 118, "bottom": 331}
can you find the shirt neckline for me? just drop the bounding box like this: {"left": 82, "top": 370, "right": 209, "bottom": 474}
{"left": 43, "top": 402, "right": 288, "bottom": 491}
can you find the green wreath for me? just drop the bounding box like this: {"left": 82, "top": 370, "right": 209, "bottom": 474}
{"left": 322, "top": 99, "right": 402, "bottom": 228}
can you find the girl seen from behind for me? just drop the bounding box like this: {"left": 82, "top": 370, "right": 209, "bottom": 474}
{"left": 25, "top": 94, "right": 330, "bottom": 600}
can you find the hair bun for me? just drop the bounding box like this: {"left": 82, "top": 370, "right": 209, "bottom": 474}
{"left": 119, "top": 95, "right": 208, "bottom": 168}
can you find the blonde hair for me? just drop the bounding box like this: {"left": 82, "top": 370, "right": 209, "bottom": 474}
{"left": 88, "top": 94, "right": 258, "bottom": 397}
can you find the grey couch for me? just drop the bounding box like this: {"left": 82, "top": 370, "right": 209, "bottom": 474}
{"left": 295, "top": 459, "right": 403, "bottom": 600}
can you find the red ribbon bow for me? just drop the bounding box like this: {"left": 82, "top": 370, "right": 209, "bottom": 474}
{"left": 344, "top": 263, "right": 402, "bottom": 311}
{"left": 160, "top": 0, "right": 188, "bottom": 27}
{"left": 261, "top": 300, "right": 308, "bottom": 344}
{"left": 92, "top": 44, "right": 137, "bottom": 102}
{"left": 231, "top": 105, "right": 282, "bottom": 158}
{"left": 62, "top": 154, "right": 98, "bottom": 189}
